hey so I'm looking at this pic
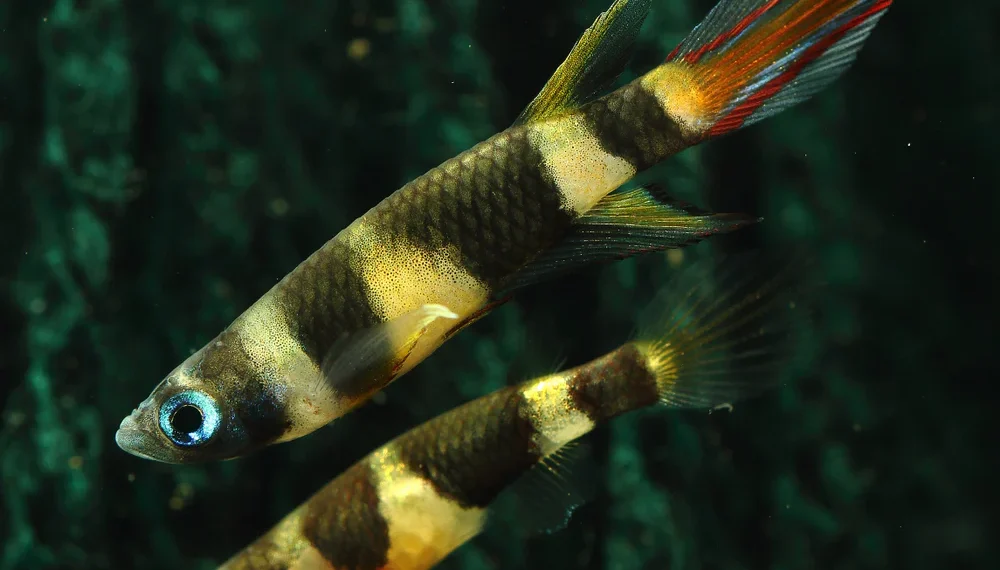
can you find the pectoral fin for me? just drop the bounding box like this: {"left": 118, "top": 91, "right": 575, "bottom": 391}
{"left": 314, "top": 304, "right": 458, "bottom": 402}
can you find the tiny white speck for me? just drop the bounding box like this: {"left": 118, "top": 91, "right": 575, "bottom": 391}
{"left": 907, "top": 143, "right": 911, "bottom": 147}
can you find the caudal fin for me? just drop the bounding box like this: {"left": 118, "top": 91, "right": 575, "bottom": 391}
{"left": 633, "top": 252, "right": 813, "bottom": 410}
{"left": 654, "top": 0, "right": 892, "bottom": 139}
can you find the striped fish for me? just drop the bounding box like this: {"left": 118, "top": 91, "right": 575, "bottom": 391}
{"left": 216, "top": 252, "right": 809, "bottom": 570}
{"left": 116, "top": 0, "right": 891, "bottom": 463}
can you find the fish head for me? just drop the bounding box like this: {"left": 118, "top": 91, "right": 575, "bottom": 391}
{"left": 115, "top": 335, "right": 289, "bottom": 464}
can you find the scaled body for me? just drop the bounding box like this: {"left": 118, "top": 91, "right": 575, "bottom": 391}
{"left": 116, "top": 0, "right": 892, "bottom": 463}
{"left": 218, "top": 346, "right": 655, "bottom": 570}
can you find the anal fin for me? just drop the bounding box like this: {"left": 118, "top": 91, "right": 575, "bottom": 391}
{"left": 495, "top": 441, "right": 598, "bottom": 537}
{"left": 499, "top": 184, "right": 756, "bottom": 295}
{"left": 514, "top": 0, "right": 651, "bottom": 125}
{"left": 314, "top": 304, "right": 458, "bottom": 401}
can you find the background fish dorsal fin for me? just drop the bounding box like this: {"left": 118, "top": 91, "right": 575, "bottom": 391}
{"left": 513, "top": 0, "right": 652, "bottom": 126}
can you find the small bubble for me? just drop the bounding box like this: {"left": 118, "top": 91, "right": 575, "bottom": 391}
{"left": 269, "top": 198, "right": 289, "bottom": 217}
{"left": 347, "top": 38, "right": 371, "bottom": 61}
{"left": 374, "top": 18, "right": 396, "bottom": 33}
{"left": 5, "top": 411, "right": 26, "bottom": 427}
{"left": 29, "top": 298, "right": 46, "bottom": 314}
{"left": 127, "top": 473, "right": 136, "bottom": 482}
{"left": 666, "top": 249, "right": 685, "bottom": 268}
{"left": 213, "top": 280, "right": 233, "bottom": 298}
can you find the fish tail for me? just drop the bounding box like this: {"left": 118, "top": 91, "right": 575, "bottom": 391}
{"left": 648, "top": 0, "right": 892, "bottom": 139}
{"left": 633, "top": 252, "right": 812, "bottom": 410}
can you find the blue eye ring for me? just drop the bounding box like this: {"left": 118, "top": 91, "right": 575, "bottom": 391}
{"left": 158, "top": 390, "right": 221, "bottom": 447}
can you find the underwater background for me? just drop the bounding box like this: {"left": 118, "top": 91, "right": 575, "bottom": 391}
{"left": 0, "top": 0, "right": 995, "bottom": 568}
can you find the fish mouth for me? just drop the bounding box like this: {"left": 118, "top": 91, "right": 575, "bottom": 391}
{"left": 115, "top": 412, "right": 173, "bottom": 462}
{"left": 114, "top": 427, "right": 164, "bottom": 461}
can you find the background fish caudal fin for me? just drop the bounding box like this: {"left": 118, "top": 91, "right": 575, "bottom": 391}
{"left": 632, "top": 252, "right": 814, "bottom": 410}
{"left": 643, "top": 0, "right": 893, "bottom": 140}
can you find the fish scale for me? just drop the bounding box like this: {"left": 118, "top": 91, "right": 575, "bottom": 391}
{"left": 277, "top": 240, "right": 379, "bottom": 362}
{"left": 581, "top": 81, "right": 689, "bottom": 171}
{"left": 300, "top": 462, "right": 390, "bottom": 570}
{"left": 372, "top": 128, "right": 571, "bottom": 286}
{"left": 394, "top": 387, "right": 539, "bottom": 509}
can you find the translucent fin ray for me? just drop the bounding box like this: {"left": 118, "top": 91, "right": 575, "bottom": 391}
{"left": 664, "top": 0, "right": 893, "bottom": 137}
{"left": 514, "top": 0, "right": 651, "bottom": 125}
{"left": 313, "top": 304, "right": 458, "bottom": 399}
{"left": 494, "top": 441, "right": 598, "bottom": 537}
{"left": 634, "top": 251, "right": 815, "bottom": 409}
{"left": 498, "top": 184, "right": 756, "bottom": 295}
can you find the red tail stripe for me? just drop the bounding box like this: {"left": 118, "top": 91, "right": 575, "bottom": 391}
{"left": 708, "top": 0, "right": 891, "bottom": 136}
{"left": 666, "top": 0, "right": 782, "bottom": 64}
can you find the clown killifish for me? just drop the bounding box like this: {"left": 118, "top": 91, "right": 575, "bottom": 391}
{"left": 116, "top": 0, "right": 892, "bottom": 463}
{"left": 216, "top": 251, "right": 813, "bottom": 570}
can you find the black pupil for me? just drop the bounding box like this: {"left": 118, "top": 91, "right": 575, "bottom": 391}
{"left": 171, "top": 405, "right": 203, "bottom": 434}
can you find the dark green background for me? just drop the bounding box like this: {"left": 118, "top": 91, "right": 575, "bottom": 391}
{"left": 1, "top": 0, "right": 995, "bottom": 568}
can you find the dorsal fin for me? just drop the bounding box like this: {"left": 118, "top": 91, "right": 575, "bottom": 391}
{"left": 513, "top": 0, "right": 652, "bottom": 126}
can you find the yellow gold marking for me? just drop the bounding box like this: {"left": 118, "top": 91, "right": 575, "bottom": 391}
{"left": 520, "top": 373, "right": 596, "bottom": 456}
{"left": 634, "top": 340, "right": 677, "bottom": 397}
{"left": 370, "top": 447, "right": 486, "bottom": 570}
{"left": 230, "top": 293, "right": 337, "bottom": 442}
{"left": 528, "top": 115, "right": 636, "bottom": 215}
{"left": 287, "top": 545, "right": 337, "bottom": 570}
{"left": 640, "top": 63, "right": 708, "bottom": 137}
{"left": 217, "top": 511, "right": 319, "bottom": 570}
{"left": 344, "top": 220, "right": 489, "bottom": 377}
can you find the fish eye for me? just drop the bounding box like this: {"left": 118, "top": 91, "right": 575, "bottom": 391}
{"left": 158, "top": 390, "right": 221, "bottom": 447}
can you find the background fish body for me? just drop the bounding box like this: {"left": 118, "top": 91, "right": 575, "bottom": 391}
{"left": 217, "top": 250, "right": 809, "bottom": 570}
{"left": 217, "top": 346, "right": 666, "bottom": 570}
